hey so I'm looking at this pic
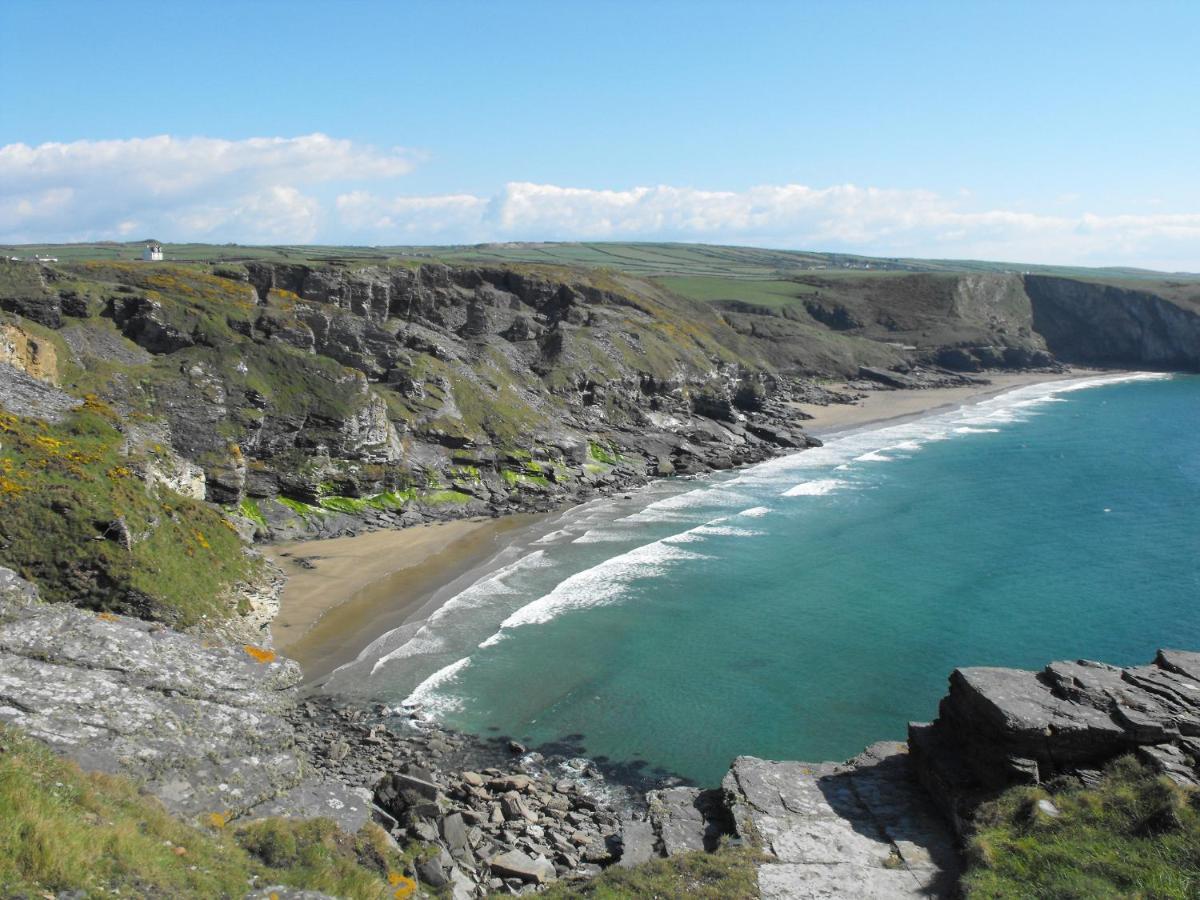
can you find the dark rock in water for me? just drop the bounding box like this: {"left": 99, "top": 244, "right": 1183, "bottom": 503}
{"left": 909, "top": 649, "right": 1200, "bottom": 836}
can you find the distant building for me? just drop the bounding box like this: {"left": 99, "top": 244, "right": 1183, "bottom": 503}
{"left": 142, "top": 241, "right": 164, "bottom": 262}
{"left": 33, "top": 255, "right": 58, "bottom": 263}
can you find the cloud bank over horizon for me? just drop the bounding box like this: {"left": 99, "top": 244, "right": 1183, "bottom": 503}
{"left": 3, "top": 134, "right": 1198, "bottom": 271}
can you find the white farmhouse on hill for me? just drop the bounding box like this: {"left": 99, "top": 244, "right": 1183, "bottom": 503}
{"left": 142, "top": 241, "right": 164, "bottom": 261}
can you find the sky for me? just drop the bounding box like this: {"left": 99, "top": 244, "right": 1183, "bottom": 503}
{"left": 2, "top": 0, "right": 1198, "bottom": 269}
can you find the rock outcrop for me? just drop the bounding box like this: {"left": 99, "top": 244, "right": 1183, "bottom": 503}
{"left": 0, "top": 568, "right": 368, "bottom": 832}
{"left": 909, "top": 650, "right": 1200, "bottom": 836}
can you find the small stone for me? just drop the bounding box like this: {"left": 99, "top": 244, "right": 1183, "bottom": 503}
{"left": 1036, "top": 798, "right": 1061, "bottom": 818}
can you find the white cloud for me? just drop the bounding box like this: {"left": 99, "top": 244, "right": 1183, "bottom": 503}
{"left": 336, "top": 190, "right": 488, "bottom": 239}
{"left": 1, "top": 133, "right": 1197, "bottom": 270}
{"left": 337, "top": 181, "right": 1200, "bottom": 270}
{"left": 0, "top": 134, "right": 414, "bottom": 243}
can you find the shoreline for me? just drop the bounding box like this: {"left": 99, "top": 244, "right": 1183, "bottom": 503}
{"left": 267, "top": 515, "right": 544, "bottom": 682}
{"left": 796, "top": 368, "right": 1105, "bottom": 436}
{"left": 268, "top": 366, "right": 1113, "bottom": 682}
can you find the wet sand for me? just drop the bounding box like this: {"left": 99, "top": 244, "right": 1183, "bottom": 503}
{"left": 267, "top": 515, "right": 540, "bottom": 681}
{"left": 797, "top": 369, "right": 1102, "bottom": 436}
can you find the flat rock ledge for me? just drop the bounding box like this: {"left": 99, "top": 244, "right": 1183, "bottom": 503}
{"left": 0, "top": 567, "right": 368, "bottom": 831}
{"left": 724, "top": 743, "right": 960, "bottom": 899}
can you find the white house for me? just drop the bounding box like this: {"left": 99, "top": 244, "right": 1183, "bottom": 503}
{"left": 142, "top": 242, "right": 164, "bottom": 262}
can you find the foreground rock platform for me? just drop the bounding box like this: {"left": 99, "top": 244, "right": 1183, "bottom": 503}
{"left": 724, "top": 743, "right": 960, "bottom": 899}
{"left": 0, "top": 567, "right": 368, "bottom": 830}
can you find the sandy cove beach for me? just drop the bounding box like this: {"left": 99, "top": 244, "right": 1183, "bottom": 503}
{"left": 268, "top": 367, "right": 1104, "bottom": 680}
{"left": 797, "top": 369, "right": 1101, "bottom": 435}
{"left": 267, "top": 515, "right": 540, "bottom": 681}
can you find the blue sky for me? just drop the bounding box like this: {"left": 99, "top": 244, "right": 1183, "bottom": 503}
{"left": 2, "top": 0, "right": 1198, "bottom": 268}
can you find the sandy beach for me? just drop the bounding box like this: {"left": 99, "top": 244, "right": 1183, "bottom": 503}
{"left": 797, "top": 369, "right": 1102, "bottom": 435}
{"left": 267, "top": 515, "right": 540, "bottom": 680}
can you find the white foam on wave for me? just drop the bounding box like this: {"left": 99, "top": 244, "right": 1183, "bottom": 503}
{"left": 573, "top": 527, "right": 639, "bottom": 544}
{"left": 690, "top": 524, "right": 764, "bottom": 537}
{"left": 369, "top": 550, "right": 552, "bottom": 674}
{"left": 401, "top": 656, "right": 472, "bottom": 715}
{"left": 532, "top": 528, "right": 575, "bottom": 545}
{"left": 481, "top": 537, "right": 713, "bottom": 642}
{"left": 954, "top": 426, "right": 1000, "bottom": 434}
{"left": 738, "top": 506, "right": 771, "bottom": 518}
{"left": 782, "top": 478, "right": 846, "bottom": 497}
{"left": 854, "top": 451, "right": 892, "bottom": 462}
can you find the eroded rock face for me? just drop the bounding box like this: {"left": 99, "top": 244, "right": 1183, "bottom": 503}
{"left": 1026, "top": 275, "right": 1200, "bottom": 370}
{"left": 909, "top": 650, "right": 1200, "bottom": 836}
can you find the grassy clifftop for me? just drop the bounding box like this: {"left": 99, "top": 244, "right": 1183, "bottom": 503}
{"left": 0, "top": 724, "right": 417, "bottom": 899}
{"left": 964, "top": 757, "right": 1200, "bottom": 898}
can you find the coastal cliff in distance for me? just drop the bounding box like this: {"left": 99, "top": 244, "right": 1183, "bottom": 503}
{"left": 0, "top": 245, "right": 1198, "bottom": 630}
{"left": 1025, "top": 274, "right": 1200, "bottom": 370}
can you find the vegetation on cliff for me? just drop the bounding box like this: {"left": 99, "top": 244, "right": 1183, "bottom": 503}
{"left": 964, "top": 757, "right": 1200, "bottom": 899}
{"left": 0, "top": 402, "right": 256, "bottom": 624}
{"left": 544, "top": 845, "right": 761, "bottom": 899}
{"left": 0, "top": 725, "right": 418, "bottom": 899}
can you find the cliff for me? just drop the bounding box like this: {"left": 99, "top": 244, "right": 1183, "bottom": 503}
{"left": 1025, "top": 274, "right": 1200, "bottom": 370}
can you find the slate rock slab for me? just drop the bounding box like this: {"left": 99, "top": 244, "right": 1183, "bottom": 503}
{"left": 723, "top": 743, "right": 959, "bottom": 899}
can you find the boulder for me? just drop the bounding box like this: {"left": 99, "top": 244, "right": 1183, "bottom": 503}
{"left": 488, "top": 848, "right": 556, "bottom": 884}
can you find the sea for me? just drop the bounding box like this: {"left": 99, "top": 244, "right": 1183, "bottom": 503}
{"left": 325, "top": 373, "right": 1200, "bottom": 788}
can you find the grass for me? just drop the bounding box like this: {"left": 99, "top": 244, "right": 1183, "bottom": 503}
{"left": 0, "top": 725, "right": 420, "bottom": 899}
{"left": 656, "top": 276, "right": 821, "bottom": 309}
{"left": 0, "top": 402, "right": 255, "bottom": 625}
{"left": 963, "top": 756, "right": 1200, "bottom": 899}
{"left": 543, "top": 845, "right": 761, "bottom": 899}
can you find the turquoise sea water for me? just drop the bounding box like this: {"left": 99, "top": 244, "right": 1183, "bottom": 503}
{"left": 332, "top": 374, "right": 1200, "bottom": 787}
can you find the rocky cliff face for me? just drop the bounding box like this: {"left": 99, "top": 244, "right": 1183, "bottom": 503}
{"left": 1025, "top": 275, "right": 1200, "bottom": 370}
{"left": 0, "top": 255, "right": 1192, "bottom": 631}
{"left": 0, "top": 567, "right": 371, "bottom": 832}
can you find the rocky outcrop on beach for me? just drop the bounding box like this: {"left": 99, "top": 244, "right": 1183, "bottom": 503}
{"left": 909, "top": 649, "right": 1200, "bottom": 836}
{"left": 291, "top": 697, "right": 649, "bottom": 893}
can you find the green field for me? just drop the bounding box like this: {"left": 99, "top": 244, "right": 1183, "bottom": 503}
{"left": 8, "top": 240, "right": 1197, "bottom": 285}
